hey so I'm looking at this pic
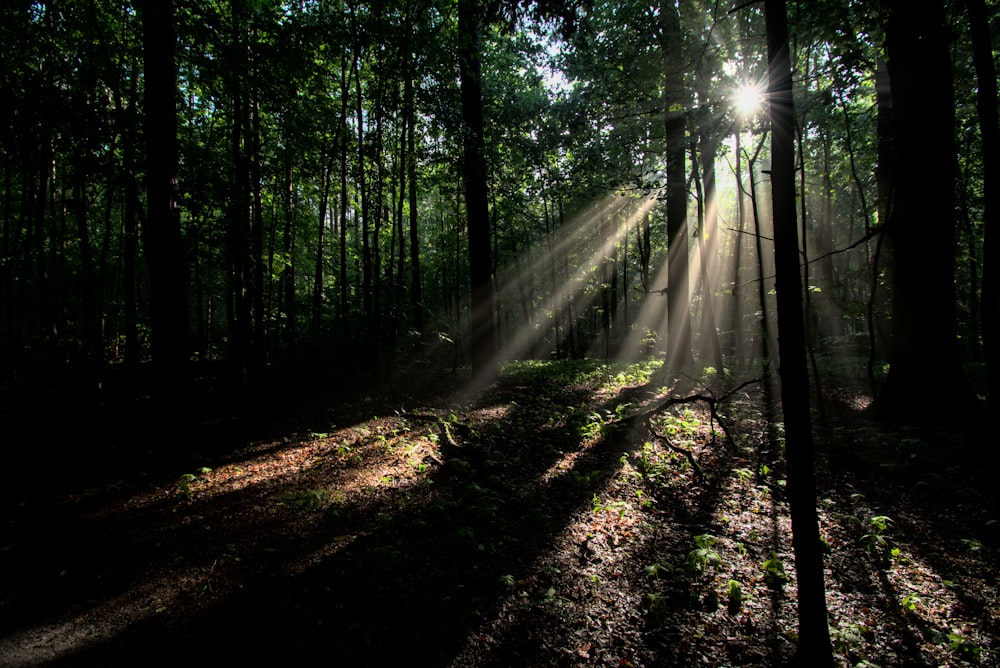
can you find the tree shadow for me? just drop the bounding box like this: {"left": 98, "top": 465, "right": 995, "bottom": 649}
{"left": 0, "top": 362, "right": 820, "bottom": 667}
{"left": 814, "top": 383, "right": 999, "bottom": 664}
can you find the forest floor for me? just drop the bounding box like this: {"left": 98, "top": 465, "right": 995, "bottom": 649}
{"left": 1, "top": 358, "right": 998, "bottom": 667}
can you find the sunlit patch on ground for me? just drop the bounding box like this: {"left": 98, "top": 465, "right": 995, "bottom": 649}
{"left": 1, "top": 362, "right": 995, "bottom": 666}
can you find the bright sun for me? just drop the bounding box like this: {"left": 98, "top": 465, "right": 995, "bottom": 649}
{"left": 735, "top": 84, "right": 762, "bottom": 117}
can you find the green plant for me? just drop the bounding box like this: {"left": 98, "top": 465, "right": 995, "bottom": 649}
{"left": 175, "top": 467, "right": 212, "bottom": 500}
{"left": 830, "top": 621, "right": 869, "bottom": 653}
{"left": 726, "top": 579, "right": 744, "bottom": 611}
{"left": 593, "top": 495, "right": 630, "bottom": 518}
{"left": 762, "top": 551, "right": 788, "bottom": 585}
{"left": 860, "top": 515, "right": 894, "bottom": 557}
{"left": 961, "top": 537, "right": 984, "bottom": 553}
{"left": 686, "top": 534, "right": 722, "bottom": 579}
{"left": 900, "top": 593, "right": 924, "bottom": 612}
{"left": 635, "top": 488, "right": 654, "bottom": 509}
{"left": 277, "top": 488, "right": 328, "bottom": 511}
{"left": 644, "top": 562, "right": 675, "bottom": 580}
{"left": 579, "top": 411, "right": 608, "bottom": 440}
{"left": 644, "top": 591, "right": 668, "bottom": 612}
{"left": 947, "top": 631, "right": 981, "bottom": 661}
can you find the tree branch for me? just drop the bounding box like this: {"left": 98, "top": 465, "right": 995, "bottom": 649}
{"left": 621, "top": 377, "right": 764, "bottom": 482}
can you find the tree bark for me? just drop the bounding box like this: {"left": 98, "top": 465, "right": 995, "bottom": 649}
{"left": 764, "top": 0, "right": 833, "bottom": 663}
{"left": 141, "top": 0, "right": 189, "bottom": 396}
{"left": 458, "top": 0, "right": 498, "bottom": 380}
{"left": 968, "top": 0, "right": 1000, "bottom": 409}
{"left": 407, "top": 71, "right": 423, "bottom": 346}
{"left": 874, "top": 0, "right": 974, "bottom": 419}
{"left": 663, "top": 0, "right": 692, "bottom": 371}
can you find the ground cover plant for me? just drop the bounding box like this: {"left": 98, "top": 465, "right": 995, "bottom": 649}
{"left": 1, "top": 359, "right": 995, "bottom": 666}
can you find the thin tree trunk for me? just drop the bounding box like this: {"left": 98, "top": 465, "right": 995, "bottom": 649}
{"left": 72, "top": 167, "right": 101, "bottom": 378}
{"left": 764, "top": 0, "right": 833, "bottom": 662}
{"left": 312, "top": 151, "right": 333, "bottom": 334}
{"left": 876, "top": 0, "right": 973, "bottom": 418}
{"left": 142, "top": 0, "right": 188, "bottom": 395}
{"left": 282, "top": 148, "right": 295, "bottom": 355}
{"left": 458, "top": 0, "right": 498, "bottom": 379}
{"left": 406, "top": 72, "right": 423, "bottom": 346}
{"left": 968, "top": 0, "right": 1000, "bottom": 408}
{"left": 663, "top": 0, "right": 692, "bottom": 370}
{"left": 733, "top": 131, "right": 746, "bottom": 369}
{"left": 745, "top": 136, "right": 773, "bottom": 370}
{"left": 691, "top": 140, "right": 724, "bottom": 374}
{"left": 250, "top": 80, "right": 266, "bottom": 374}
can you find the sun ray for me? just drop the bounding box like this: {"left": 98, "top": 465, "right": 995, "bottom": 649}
{"left": 490, "top": 191, "right": 657, "bottom": 367}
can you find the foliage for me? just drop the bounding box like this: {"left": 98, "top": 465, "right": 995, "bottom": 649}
{"left": 761, "top": 550, "right": 789, "bottom": 586}
{"left": 686, "top": 534, "right": 722, "bottom": 580}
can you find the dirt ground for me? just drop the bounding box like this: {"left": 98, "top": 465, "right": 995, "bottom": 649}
{"left": 1, "top": 360, "right": 997, "bottom": 666}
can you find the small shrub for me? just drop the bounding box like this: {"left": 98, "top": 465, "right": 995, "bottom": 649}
{"left": 686, "top": 534, "right": 722, "bottom": 579}
{"left": 762, "top": 551, "right": 788, "bottom": 586}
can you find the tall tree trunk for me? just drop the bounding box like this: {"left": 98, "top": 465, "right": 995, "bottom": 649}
{"left": 458, "top": 0, "right": 498, "bottom": 379}
{"left": 561, "top": 200, "right": 576, "bottom": 358}
{"left": 968, "top": 0, "right": 1000, "bottom": 409}
{"left": 694, "top": 49, "right": 724, "bottom": 373}
{"left": 340, "top": 55, "right": 356, "bottom": 353}
{"left": 733, "top": 130, "right": 746, "bottom": 369}
{"left": 663, "top": 0, "right": 692, "bottom": 371}
{"left": 601, "top": 211, "right": 611, "bottom": 359}
{"left": 72, "top": 166, "right": 101, "bottom": 378}
{"left": 250, "top": 77, "right": 266, "bottom": 374}
{"left": 745, "top": 134, "right": 773, "bottom": 370}
{"left": 228, "top": 1, "right": 253, "bottom": 380}
{"left": 141, "top": 0, "right": 188, "bottom": 396}
{"left": 312, "top": 151, "right": 332, "bottom": 334}
{"left": 875, "top": 0, "right": 973, "bottom": 418}
{"left": 282, "top": 148, "right": 295, "bottom": 356}
{"left": 406, "top": 71, "right": 423, "bottom": 346}
{"left": 123, "top": 143, "right": 140, "bottom": 372}
{"left": 691, "top": 140, "right": 724, "bottom": 374}
{"left": 764, "top": 1, "right": 833, "bottom": 663}
{"left": 358, "top": 69, "right": 373, "bottom": 363}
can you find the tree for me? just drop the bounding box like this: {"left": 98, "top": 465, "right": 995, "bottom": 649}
{"left": 458, "top": 0, "right": 499, "bottom": 380}
{"left": 764, "top": 0, "right": 833, "bottom": 663}
{"left": 873, "top": 0, "right": 974, "bottom": 419}
{"left": 142, "top": 0, "right": 189, "bottom": 395}
{"left": 662, "top": 0, "right": 693, "bottom": 371}
{"left": 967, "top": 0, "right": 1000, "bottom": 410}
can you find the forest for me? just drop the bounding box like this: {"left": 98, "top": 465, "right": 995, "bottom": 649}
{"left": 1, "top": 0, "right": 997, "bottom": 665}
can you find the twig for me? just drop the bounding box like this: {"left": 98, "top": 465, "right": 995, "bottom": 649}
{"left": 623, "top": 377, "right": 764, "bottom": 481}
{"left": 649, "top": 423, "right": 707, "bottom": 483}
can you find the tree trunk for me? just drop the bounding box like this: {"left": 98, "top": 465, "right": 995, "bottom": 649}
{"left": 227, "top": 1, "right": 254, "bottom": 381}
{"left": 340, "top": 55, "right": 356, "bottom": 353}
{"left": 458, "top": 0, "right": 498, "bottom": 379}
{"left": 663, "top": 1, "right": 692, "bottom": 371}
{"left": 874, "top": 0, "right": 974, "bottom": 419}
{"left": 311, "top": 151, "right": 332, "bottom": 334}
{"left": 968, "top": 0, "right": 1000, "bottom": 409}
{"left": 141, "top": 0, "right": 189, "bottom": 396}
{"left": 407, "top": 71, "right": 423, "bottom": 346}
{"left": 764, "top": 0, "right": 833, "bottom": 663}
{"left": 733, "top": 130, "right": 746, "bottom": 369}
{"left": 282, "top": 148, "right": 295, "bottom": 355}
{"left": 72, "top": 166, "right": 101, "bottom": 379}
{"left": 691, "top": 139, "right": 724, "bottom": 374}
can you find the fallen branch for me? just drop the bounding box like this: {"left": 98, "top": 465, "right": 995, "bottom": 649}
{"left": 621, "top": 377, "right": 764, "bottom": 481}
